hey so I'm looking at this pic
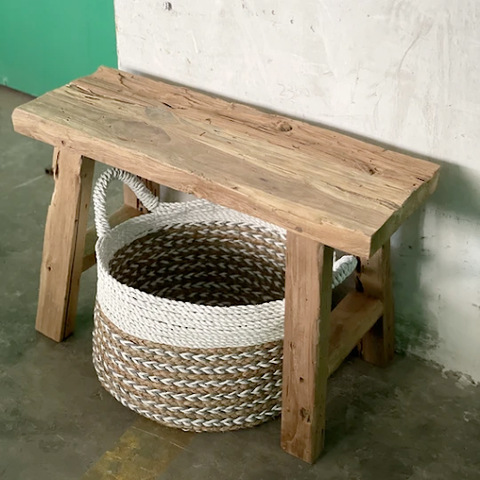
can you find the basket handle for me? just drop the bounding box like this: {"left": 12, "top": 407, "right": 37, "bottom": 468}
{"left": 93, "top": 168, "right": 160, "bottom": 237}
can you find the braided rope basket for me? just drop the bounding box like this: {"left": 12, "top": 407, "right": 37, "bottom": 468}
{"left": 92, "top": 168, "right": 357, "bottom": 432}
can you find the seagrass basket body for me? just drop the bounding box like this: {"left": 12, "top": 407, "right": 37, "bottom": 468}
{"left": 92, "top": 168, "right": 357, "bottom": 432}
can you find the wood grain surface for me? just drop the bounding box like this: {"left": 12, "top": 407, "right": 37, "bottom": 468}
{"left": 12, "top": 67, "right": 440, "bottom": 257}
{"left": 328, "top": 291, "right": 383, "bottom": 375}
{"left": 281, "top": 234, "right": 333, "bottom": 463}
{"left": 357, "top": 240, "right": 395, "bottom": 366}
{"left": 36, "top": 149, "right": 94, "bottom": 341}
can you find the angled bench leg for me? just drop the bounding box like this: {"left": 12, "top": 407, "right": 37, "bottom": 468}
{"left": 36, "top": 148, "right": 95, "bottom": 341}
{"left": 281, "top": 232, "right": 333, "bottom": 463}
{"left": 357, "top": 240, "right": 395, "bottom": 366}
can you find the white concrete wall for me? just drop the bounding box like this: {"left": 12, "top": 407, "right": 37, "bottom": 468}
{"left": 114, "top": 0, "right": 480, "bottom": 382}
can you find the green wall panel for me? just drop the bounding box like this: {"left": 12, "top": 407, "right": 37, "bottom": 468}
{"left": 0, "top": 0, "right": 117, "bottom": 96}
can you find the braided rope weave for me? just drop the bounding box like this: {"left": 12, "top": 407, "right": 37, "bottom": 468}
{"left": 93, "top": 168, "right": 357, "bottom": 432}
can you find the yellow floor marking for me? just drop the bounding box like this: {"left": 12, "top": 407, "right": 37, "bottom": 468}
{"left": 81, "top": 417, "right": 195, "bottom": 480}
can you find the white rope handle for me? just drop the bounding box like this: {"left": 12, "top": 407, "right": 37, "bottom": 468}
{"left": 93, "top": 168, "right": 160, "bottom": 237}
{"left": 332, "top": 254, "right": 357, "bottom": 289}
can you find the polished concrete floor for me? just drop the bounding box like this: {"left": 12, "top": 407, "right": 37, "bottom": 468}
{"left": 1, "top": 85, "right": 479, "bottom": 480}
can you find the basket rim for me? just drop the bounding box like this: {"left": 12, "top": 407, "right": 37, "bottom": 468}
{"left": 96, "top": 212, "right": 286, "bottom": 315}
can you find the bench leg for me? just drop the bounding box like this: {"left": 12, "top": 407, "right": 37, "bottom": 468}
{"left": 281, "top": 232, "right": 333, "bottom": 463}
{"left": 36, "top": 148, "right": 95, "bottom": 341}
{"left": 357, "top": 240, "right": 395, "bottom": 366}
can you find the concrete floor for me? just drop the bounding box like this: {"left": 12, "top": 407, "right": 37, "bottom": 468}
{"left": 1, "top": 85, "right": 479, "bottom": 480}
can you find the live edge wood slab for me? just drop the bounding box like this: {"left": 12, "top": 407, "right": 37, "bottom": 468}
{"left": 12, "top": 67, "right": 440, "bottom": 464}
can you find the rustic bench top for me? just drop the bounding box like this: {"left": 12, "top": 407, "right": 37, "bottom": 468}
{"left": 12, "top": 67, "right": 439, "bottom": 257}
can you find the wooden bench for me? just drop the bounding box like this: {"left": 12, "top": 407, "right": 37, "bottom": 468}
{"left": 12, "top": 67, "right": 440, "bottom": 463}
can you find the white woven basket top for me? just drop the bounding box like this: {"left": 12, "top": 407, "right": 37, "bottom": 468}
{"left": 96, "top": 199, "right": 288, "bottom": 349}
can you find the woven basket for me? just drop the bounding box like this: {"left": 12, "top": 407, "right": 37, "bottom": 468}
{"left": 92, "top": 168, "right": 357, "bottom": 432}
